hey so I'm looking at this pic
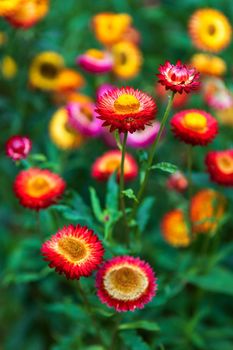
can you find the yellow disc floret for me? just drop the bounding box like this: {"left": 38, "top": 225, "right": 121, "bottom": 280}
{"left": 183, "top": 112, "right": 207, "bottom": 131}
{"left": 114, "top": 94, "right": 140, "bottom": 114}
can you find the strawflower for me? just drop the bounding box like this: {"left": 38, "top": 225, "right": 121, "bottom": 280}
{"left": 96, "top": 256, "right": 157, "bottom": 312}
{"left": 189, "top": 8, "right": 232, "bottom": 53}
{"left": 96, "top": 87, "right": 157, "bottom": 133}
{"left": 205, "top": 150, "right": 233, "bottom": 186}
{"left": 161, "top": 209, "right": 191, "bottom": 247}
{"left": 190, "top": 189, "right": 226, "bottom": 234}
{"left": 157, "top": 60, "right": 200, "bottom": 94}
{"left": 41, "top": 224, "right": 104, "bottom": 279}
{"left": 14, "top": 168, "right": 66, "bottom": 210}
{"left": 170, "top": 109, "right": 218, "bottom": 146}
{"left": 91, "top": 150, "right": 138, "bottom": 181}
{"left": 67, "top": 102, "right": 102, "bottom": 137}
{"left": 6, "top": 135, "right": 31, "bottom": 161}
{"left": 77, "top": 49, "right": 113, "bottom": 74}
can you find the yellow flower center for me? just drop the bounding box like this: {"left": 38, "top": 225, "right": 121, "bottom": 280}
{"left": 114, "top": 93, "right": 140, "bottom": 114}
{"left": 86, "top": 49, "right": 105, "bottom": 60}
{"left": 217, "top": 154, "right": 233, "bottom": 174}
{"left": 183, "top": 112, "right": 207, "bottom": 131}
{"left": 104, "top": 265, "right": 148, "bottom": 301}
{"left": 104, "top": 157, "right": 121, "bottom": 172}
{"left": 58, "top": 237, "right": 87, "bottom": 263}
{"left": 27, "top": 176, "right": 51, "bottom": 197}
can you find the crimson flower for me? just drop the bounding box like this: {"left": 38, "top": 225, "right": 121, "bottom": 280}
{"left": 96, "top": 87, "right": 157, "bottom": 133}
{"left": 205, "top": 150, "right": 233, "bottom": 186}
{"left": 41, "top": 225, "right": 104, "bottom": 279}
{"left": 6, "top": 135, "right": 32, "bottom": 161}
{"left": 96, "top": 256, "right": 157, "bottom": 312}
{"left": 157, "top": 60, "right": 200, "bottom": 94}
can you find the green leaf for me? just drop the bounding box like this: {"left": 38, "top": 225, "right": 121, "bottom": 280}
{"left": 137, "top": 197, "right": 155, "bottom": 231}
{"left": 92, "top": 307, "right": 115, "bottom": 317}
{"left": 119, "top": 320, "right": 160, "bottom": 332}
{"left": 120, "top": 330, "right": 150, "bottom": 350}
{"left": 106, "top": 172, "right": 118, "bottom": 213}
{"left": 89, "top": 187, "right": 103, "bottom": 222}
{"left": 151, "top": 162, "right": 178, "bottom": 174}
{"left": 3, "top": 267, "right": 51, "bottom": 285}
{"left": 28, "top": 153, "right": 47, "bottom": 162}
{"left": 122, "top": 189, "right": 138, "bottom": 203}
{"left": 187, "top": 267, "right": 233, "bottom": 296}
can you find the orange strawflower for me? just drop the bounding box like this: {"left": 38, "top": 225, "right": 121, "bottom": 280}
{"left": 161, "top": 209, "right": 191, "bottom": 247}
{"left": 190, "top": 189, "right": 226, "bottom": 234}
{"left": 5, "top": 0, "right": 49, "bottom": 29}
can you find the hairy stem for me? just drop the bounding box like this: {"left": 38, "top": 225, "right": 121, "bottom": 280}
{"left": 130, "top": 91, "right": 175, "bottom": 221}
{"left": 187, "top": 144, "right": 193, "bottom": 202}
{"left": 119, "top": 132, "right": 128, "bottom": 223}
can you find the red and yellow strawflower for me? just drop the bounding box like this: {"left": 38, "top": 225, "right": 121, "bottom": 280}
{"left": 170, "top": 109, "right": 218, "bottom": 146}
{"left": 5, "top": 0, "right": 49, "bottom": 29}
{"left": 96, "top": 87, "right": 157, "bottom": 133}
{"left": 205, "top": 150, "right": 233, "bottom": 186}
{"left": 41, "top": 224, "right": 104, "bottom": 280}
{"left": 91, "top": 150, "right": 138, "bottom": 182}
{"left": 96, "top": 256, "right": 157, "bottom": 312}
{"left": 14, "top": 168, "right": 66, "bottom": 211}
{"left": 0, "top": 0, "right": 22, "bottom": 16}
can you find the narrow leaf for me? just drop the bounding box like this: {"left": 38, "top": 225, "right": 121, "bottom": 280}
{"left": 119, "top": 320, "right": 160, "bottom": 332}
{"left": 89, "top": 187, "right": 103, "bottom": 222}
{"left": 122, "top": 188, "right": 138, "bottom": 203}
{"left": 151, "top": 162, "right": 178, "bottom": 174}
{"left": 137, "top": 197, "right": 155, "bottom": 231}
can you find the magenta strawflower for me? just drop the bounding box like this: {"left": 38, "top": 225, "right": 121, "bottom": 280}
{"left": 157, "top": 60, "right": 200, "bottom": 94}
{"left": 67, "top": 102, "right": 102, "bottom": 137}
{"left": 127, "top": 121, "right": 162, "bottom": 148}
{"left": 6, "top": 135, "right": 32, "bottom": 161}
{"left": 76, "top": 49, "right": 113, "bottom": 74}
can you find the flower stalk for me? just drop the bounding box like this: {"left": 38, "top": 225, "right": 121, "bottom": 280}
{"left": 119, "top": 131, "right": 128, "bottom": 222}
{"left": 130, "top": 91, "right": 175, "bottom": 220}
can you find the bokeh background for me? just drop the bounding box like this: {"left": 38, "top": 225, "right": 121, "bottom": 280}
{"left": 1, "top": 0, "right": 233, "bottom": 349}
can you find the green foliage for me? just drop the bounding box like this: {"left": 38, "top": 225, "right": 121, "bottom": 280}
{"left": 151, "top": 162, "right": 178, "bottom": 174}
{"left": 1, "top": 0, "right": 233, "bottom": 349}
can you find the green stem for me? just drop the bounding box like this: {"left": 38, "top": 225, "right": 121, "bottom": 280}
{"left": 36, "top": 211, "right": 41, "bottom": 234}
{"left": 119, "top": 132, "right": 128, "bottom": 222}
{"left": 131, "top": 91, "right": 175, "bottom": 220}
{"left": 76, "top": 281, "right": 107, "bottom": 348}
{"left": 187, "top": 145, "right": 193, "bottom": 202}
{"left": 110, "top": 314, "right": 122, "bottom": 350}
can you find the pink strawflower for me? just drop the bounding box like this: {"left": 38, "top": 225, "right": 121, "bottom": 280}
{"left": 67, "top": 102, "right": 102, "bottom": 137}
{"left": 76, "top": 49, "right": 113, "bottom": 74}
{"left": 6, "top": 135, "right": 32, "bottom": 161}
